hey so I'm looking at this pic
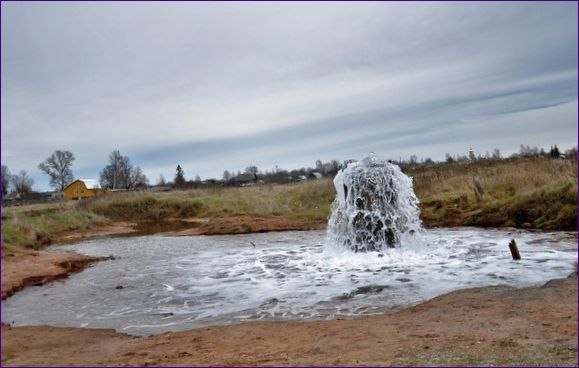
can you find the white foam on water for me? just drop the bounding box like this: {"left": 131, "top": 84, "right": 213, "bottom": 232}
{"left": 1, "top": 229, "right": 576, "bottom": 336}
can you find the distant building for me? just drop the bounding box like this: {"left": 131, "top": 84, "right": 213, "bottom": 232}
{"left": 309, "top": 172, "right": 323, "bottom": 180}
{"left": 63, "top": 179, "right": 103, "bottom": 200}
{"left": 51, "top": 192, "right": 65, "bottom": 200}
{"left": 231, "top": 173, "right": 258, "bottom": 186}
{"left": 468, "top": 147, "right": 476, "bottom": 161}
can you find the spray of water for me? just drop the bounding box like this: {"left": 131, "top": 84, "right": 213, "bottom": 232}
{"left": 327, "top": 153, "right": 423, "bottom": 252}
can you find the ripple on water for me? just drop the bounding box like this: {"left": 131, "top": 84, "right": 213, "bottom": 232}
{"left": 1, "top": 229, "right": 577, "bottom": 336}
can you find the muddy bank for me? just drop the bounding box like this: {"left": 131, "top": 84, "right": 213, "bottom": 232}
{"left": 57, "top": 221, "right": 138, "bottom": 244}
{"left": 2, "top": 272, "right": 576, "bottom": 366}
{"left": 54, "top": 216, "right": 326, "bottom": 242}
{"left": 1, "top": 248, "right": 107, "bottom": 300}
{"left": 174, "top": 216, "right": 326, "bottom": 236}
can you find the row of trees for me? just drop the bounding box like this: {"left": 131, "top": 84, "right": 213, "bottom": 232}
{"left": 164, "top": 159, "right": 342, "bottom": 190}
{"left": 2, "top": 149, "right": 150, "bottom": 198}
{"left": 2, "top": 144, "right": 576, "bottom": 198}
{"left": 2, "top": 150, "right": 75, "bottom": 198}
{"left": 1, "top": 166, "right": 35, "bottom": 198}
{"left": 99, "top": 150, "right": 148, "bottom": 190}
{"left": 439, "top": 145, "right": 572, "bottom": 165}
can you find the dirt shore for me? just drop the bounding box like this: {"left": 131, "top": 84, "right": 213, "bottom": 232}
{"left": 58, "top": 221, "right": 138, "bottom": 244}
{"left": 1, "top": 248, "right": 107, "bottom": 300}
{"left": 174, "top": 215, "right": 326, "bottom": 236}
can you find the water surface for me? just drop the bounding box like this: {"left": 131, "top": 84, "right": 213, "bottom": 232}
{"left": 2, "top": 228, "right": 576, "bottom": 336}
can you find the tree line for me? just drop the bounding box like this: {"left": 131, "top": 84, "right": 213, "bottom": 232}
{"left": 1, "top": 149, "right": 149, "bottom": 199}
{"left": 438, "top": 144, "right": 573, "bottom": 165}
{"left": 1, "top": 144, "right": 576, "bottom": 199}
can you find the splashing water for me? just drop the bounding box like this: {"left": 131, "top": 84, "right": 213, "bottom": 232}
{"left": 3, "top": 229, "right": 576, "bottom": 336}
{"left": 327, "top": 153, "right": 423, "bottom": 252}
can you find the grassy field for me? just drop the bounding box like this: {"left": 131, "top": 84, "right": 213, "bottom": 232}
{"left": 2, "top": 157, "right": 576, "bottom": 249}
{"left": 408, "top": 157, "right": 577, "bottom": 229}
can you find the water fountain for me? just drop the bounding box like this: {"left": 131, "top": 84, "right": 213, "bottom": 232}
{"left": 327, "top": 153, "right": 423, "bottom": 252}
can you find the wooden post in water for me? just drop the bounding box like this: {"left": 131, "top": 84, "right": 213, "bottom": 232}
{"left": 509, "top": 239, "right": 521, "bottom": 260}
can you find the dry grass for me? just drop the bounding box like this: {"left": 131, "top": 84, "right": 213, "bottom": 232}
{"left": 83, "top": 179, "right": 336, "bottom": 222}
{"left": 1, "top": 180, "right": 336, "bottom": 248}
{"left": 2, "top": 209, "right": 109, "bottom": 249}
{"left": 409, "top": 157, "right": 577, "bottom": 198}
{"left": 406, "top": 158, "right": 577, "bottom": 229}
{"left": 2, "top": 157, "right": 576, "bottom": 249}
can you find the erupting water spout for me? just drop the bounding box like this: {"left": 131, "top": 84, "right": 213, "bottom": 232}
{"left": 327, "top": 153, "right": 423, "bottom": 252}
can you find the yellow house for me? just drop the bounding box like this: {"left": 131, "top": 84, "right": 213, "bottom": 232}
{"left": 63, "top": 179, "right": 103, "bottom": 200}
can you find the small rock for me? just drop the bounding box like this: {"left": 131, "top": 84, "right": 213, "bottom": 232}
{"left": 115, "top": 285, "right": 124, "bottom": 290}
{"left": 521, "top": 222, "right": 532, "bottom": 229}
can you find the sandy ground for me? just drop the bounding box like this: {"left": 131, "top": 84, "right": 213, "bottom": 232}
{"left": 1, "top": 248, "right": 107, "bottom": 300}
{"left": 1, "top": 222, "right": 577, "bottom": 366}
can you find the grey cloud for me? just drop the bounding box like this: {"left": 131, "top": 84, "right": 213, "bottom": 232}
{"left": 1, "top": 2, "right": 577, "bottom": 189}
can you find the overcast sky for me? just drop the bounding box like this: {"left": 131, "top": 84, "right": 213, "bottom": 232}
{"left": 2, "top": 2, "right": 577, "bottom": 191}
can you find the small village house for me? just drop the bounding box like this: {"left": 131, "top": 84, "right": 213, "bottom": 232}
{"left": 231, "top": 173, "right": 258, "bottom": 186}
{"left": 308, "top": 172, "right": 323, "bottom": 180}
{"left": 63, "top": 179, "right": 103, "bottom": 200}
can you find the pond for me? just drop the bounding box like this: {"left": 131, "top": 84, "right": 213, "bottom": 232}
{"left": 2, "top": 228, "right": 576, "bottom": 336}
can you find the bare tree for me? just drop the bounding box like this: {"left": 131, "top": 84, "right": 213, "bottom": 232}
{"left": 2, "top": 165, "right": 11, "bottom": 198}
{"left": 244, "top": 166, "right": 259, "bottom": 175}
{"left": 100, "top": 150, "right": 124, "bottom": 189}
{"left": 38, "top": 150, "right": 75, "bottom": 191}
{"left": 315, "top": 159, "right": 323, "bottom": 172}
{"left": 100, "top": 150, "right": 146, "bottom": 189}
{"left": 129, "top": 166, "right": 149, "bottom": 189}
{"left": 222, "top": 170, "right": 232, "bottom": 182}
{"left": 11, "top": 170, "right": 34, "bottom": 197}
{"left": 157, "top": 174, "right": 166, "bottom": 186}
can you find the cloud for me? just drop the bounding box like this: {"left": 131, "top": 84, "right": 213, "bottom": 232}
{"left": 1, "top": 2, "right": 577, "bottom": 189}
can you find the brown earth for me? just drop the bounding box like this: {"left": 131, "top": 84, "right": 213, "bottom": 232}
{"left": 2, "top": 273, "right": 577, "bottom": 366}
{"left": 175, "top": 215, "right": 326, "bottom": 236}
{"left": 58, "top": 221, "right": 138, "bottom": 244}
{"left": 1, "top": 248, "right": 107, "bottom": 300}
{"left": 52, "top": 217, "right": 325, "bottom": 241}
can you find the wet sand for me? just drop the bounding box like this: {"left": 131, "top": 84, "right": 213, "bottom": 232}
{"left": 1, "top": 248, "right": 107, "bottom": 300}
